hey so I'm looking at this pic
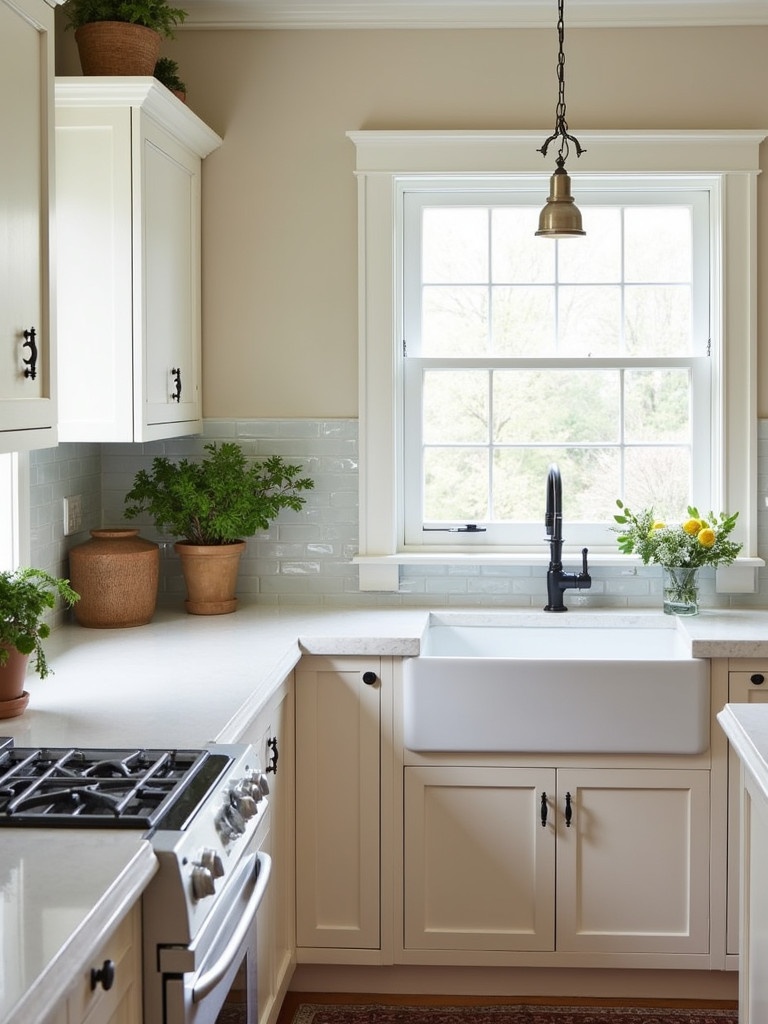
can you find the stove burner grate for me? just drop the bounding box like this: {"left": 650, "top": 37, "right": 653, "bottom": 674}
{"left": 0, "top": 744, "right": 232, "bottom": 830}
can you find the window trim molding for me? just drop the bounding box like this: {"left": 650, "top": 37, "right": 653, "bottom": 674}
{"left": 348, "top": 129, "right": 766, "bottom": 591}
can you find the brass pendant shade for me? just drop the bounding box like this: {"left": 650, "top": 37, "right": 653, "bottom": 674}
{"left": 536, "top": 0, "right": 585, "bottom": 238}
{"left": 535, "top": 161, "right": 585, "bottom": 238}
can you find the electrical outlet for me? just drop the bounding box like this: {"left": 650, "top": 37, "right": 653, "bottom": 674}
{"left": 63, "top": 495, "right": 83, "bottom": 536}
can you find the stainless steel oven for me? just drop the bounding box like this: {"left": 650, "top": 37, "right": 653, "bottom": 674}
{"left": 0, "top": 738, "right": 272, "bottom": 1024}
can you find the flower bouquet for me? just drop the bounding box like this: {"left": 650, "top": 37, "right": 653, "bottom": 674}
{"left": 613, "top": 501, "right": 742, "bottom": 614}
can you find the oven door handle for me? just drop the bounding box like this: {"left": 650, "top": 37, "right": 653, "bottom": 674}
{"left": 192, "top": 851, "right": 272, "bottom": 1003}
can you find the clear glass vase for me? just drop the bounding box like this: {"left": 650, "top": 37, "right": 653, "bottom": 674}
{"left": 662, "top": 565, "right": 700, "bottom": 616}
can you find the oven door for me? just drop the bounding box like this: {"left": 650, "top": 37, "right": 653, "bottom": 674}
{"left": 158, "top": 851, "right": 271, "bottom": 1024}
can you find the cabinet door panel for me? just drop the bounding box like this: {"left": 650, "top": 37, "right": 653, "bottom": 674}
{"left": 139, "top": 117, "right": 200, "bottom": 430}
{"left": 556, "top": 768, "right": 710, "bottom": 953}
{"left": 727, "top": 670, "right": 768, "bottom": 954}
{"left": 0, "top": 0, "right": 55, "bottom": 447}
{"left": 296, "top": 658, "right": 380, "bottom": 949}
{"left": 404, "top": 766, "right": 555, "bottom": 951}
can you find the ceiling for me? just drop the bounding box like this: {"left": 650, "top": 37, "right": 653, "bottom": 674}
{"left": 180, "top": 0, "right": 768, "bottom": 30}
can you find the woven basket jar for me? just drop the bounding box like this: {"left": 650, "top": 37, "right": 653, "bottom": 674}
{"left": 69, "top": 529, "right": 159, "bottom": 628}
{"left": 74, "top": 21, "right": 161, "bottom": 76}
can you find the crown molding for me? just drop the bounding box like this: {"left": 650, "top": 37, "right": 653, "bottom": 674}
{"left": 179, "top": 0, "right": 768, "bottom": 31}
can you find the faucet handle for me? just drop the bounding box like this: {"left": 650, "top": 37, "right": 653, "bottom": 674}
{"left": 581, "top": 547, "right": 590, "bottom": 575}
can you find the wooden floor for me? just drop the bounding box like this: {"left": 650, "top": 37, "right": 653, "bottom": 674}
{"left": 276, "top": 993, "right": 739, "bottom": 1024}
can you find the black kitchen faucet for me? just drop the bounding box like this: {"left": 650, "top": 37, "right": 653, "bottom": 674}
{"left": 544, "top": 463, "right": 592, "bottom": 612}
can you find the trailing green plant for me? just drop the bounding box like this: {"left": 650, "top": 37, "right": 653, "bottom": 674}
{"left": 124, "top": 442, "right": 314, "bottom": 546}
{"left": 0, "top": 569, "right": 79, "bottom": 679}
{"left": 62, "top": 0, "right": 187, "bottom": 37}
{"left": 154, "top": 56, "right": 186, "bottom": 93}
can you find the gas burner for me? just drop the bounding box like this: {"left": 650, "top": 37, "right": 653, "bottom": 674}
{"left": 0, "top": 742, "right": 232, "bottom": 830}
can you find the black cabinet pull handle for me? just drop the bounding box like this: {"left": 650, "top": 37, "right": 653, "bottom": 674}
{"left": 540, "top": 792, "right": 548, "bottom": 827}
{"left": 171, "top": 367, "right": 182, "bottom": 402}
{"left": 751, "top": 674, "right": 765, "bottom": 685}
{"left": 90, "top": 959, "right": 115, "bottom": 991}
{"left": 565, "top": 791, "right": 573, "bottom": 827}
{"left": 362, "top": 671, "right": 378, "bottom": 686}
{"left": 22, "top": 327, "right": 38, "bottom": 380}
{"left": 266, "top": 735, "right": 278, "bottom": 774}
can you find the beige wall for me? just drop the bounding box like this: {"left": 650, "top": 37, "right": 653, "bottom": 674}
{"left": 55, "top": 24, "right": 768, "bottom": 419}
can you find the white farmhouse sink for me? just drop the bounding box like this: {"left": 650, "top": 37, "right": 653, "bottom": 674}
{"left": 403, "top": 614, "right": 709, "bottom": 755}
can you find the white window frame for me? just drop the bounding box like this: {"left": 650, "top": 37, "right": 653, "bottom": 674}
{"left": 348, "top": 130, "right": 765, "bottom": 591}
{"left": 401, "top": 183, "right": 712, "bottom": 548}
{"left": 0, "top": 452, "right": 29, "bottom": 571}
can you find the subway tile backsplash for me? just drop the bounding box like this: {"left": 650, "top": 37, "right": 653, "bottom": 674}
{"left": 29, "top": 418, "right": 768, "bottom": 619}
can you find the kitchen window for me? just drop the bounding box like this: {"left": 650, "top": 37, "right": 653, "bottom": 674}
{"left": 402, "top": 186, "right": 710, "bottom": 549}
{"left": 348, "top": 130, "right": 763, "bottom": 591}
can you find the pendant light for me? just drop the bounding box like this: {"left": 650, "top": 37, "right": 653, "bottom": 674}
{"left": 535, "top": 0, "right": 586, "bottom": 238}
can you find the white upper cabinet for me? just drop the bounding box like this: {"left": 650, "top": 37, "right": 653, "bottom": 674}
{"left": 0, "top": 0, "right": 57, "bottom": 452}
{"left": 55, "top": 79, "right": 222, "bottom": 442}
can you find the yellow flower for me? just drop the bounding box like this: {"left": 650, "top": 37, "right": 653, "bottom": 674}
{"left": 683, "top": 518, "right": 703, "bottom": 535}
{"left": 651, "top": 520, "right": 666, "bottom": 531}
{"left": 698, "top": 527, "right": 716, "bottom": 549}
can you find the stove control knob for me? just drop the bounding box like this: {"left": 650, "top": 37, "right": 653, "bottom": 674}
{"left": 191, "top": 865, "right": 216, "bottom": 900}
{"left": 222, "top": 802, "right": 246, "bottom": 837}
{"left": 248, "top": 770, "right": 270, "bottom": 798}
{"left": 231, "top": 790, "right": 258, "bottom": 820}
{"left": 200, "top": 848, "right": 224, "bottom": 878}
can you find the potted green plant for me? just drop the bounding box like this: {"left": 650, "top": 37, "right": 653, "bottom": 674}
{"left": 61, "top": 0, "right": 187, "bottom": 76}
{"left": 124, "top": 442, "right": 314, "bottom": 614}
{"left": 154, "top": 56, "right": 187, "bottom": 101}
{"left": 0, "top": 568, "right": 79, "bottom": 719}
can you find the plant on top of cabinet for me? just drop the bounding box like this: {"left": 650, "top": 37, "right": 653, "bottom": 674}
{"left": 0, "top": 569, "right": 79, "bottom": 718}
{"left": 124, "top": 442, "right": 314, "bottom": 615}
{"left": 61, "top": 0, "right": 187, "bottom": 75}
{"left": 154, "top": 56, "right": 186, "bottom": 101}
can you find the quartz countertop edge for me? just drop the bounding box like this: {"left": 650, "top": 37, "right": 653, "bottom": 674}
{"left": 3, "top": 835, "right": 157, "bottom": 1024}
{"left": 718, "top": 704, "right": 768, "bottom": 804}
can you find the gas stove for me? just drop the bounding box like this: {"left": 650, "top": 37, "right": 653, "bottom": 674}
{"left": 0, "top": 738, "right": 234, "bottom": 831}
{"left": 0, "top": 736, "right": 273, "bottom": 1023}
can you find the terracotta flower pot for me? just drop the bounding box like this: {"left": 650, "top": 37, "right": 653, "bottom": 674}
{"left": 174, "top": 541, "right": 246, "bottom": 615}
{"left": 0, "top": 645, "right": 30, "bottom": 719}
{"left": 74, "top": 21, "right": 162, "bottom": 76}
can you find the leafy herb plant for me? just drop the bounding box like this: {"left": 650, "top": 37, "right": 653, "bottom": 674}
{"left": 124, "top": 442, "right": 314, "bottom": 545}
{"left": 0, "top": 569, "right": 79, "bottom": 679}
{"left": 154, "top": 56, "right": 186, "bottom": 92}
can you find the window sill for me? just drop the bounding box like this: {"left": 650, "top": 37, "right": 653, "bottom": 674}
{"left": 354, "top": 553, "right": 765, "bottom": 593}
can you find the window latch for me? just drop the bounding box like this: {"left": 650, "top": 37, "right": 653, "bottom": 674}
{"left": 423, "top": 524, "right": 487, "bottom": 533}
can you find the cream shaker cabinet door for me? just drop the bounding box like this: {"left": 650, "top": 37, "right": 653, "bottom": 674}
{"left": 295, "top": 657, "right": 381, "bottom": 950}
{"left": 55, "top": 80, "right": 222, "bottom": 442}
{"left": 237, "top": 683, "right": 294, "bottom": 1024}
{"left": 68, "top": 904, "right": 142, "bottom": 1024}
{"left": 0, "top": 0, "right": 56, "bottom": 450}
{"left": 556, "top": 768, "right": 711, "bottom": 954}
{"left": 403, "top": 766, "right": 556, "bottom": 952}
{"left": 727, "top": 666, "right": 768, "bottom": 956}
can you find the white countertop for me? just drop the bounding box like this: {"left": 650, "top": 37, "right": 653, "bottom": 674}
{"left": 3, "top": 601, "right": 768, "bottom": 1024}
{"left": 718, "top": 703, "right": 768, "bottom": 806}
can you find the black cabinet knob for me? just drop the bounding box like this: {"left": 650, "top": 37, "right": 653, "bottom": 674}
{"left": 751, "top": 674, "right": 765, "bottom": 685}
{"left": 362, "top": 671, "right": 377, "bottom": 686}
{"left": 90, "top": 959, "right": 115, "bottom": 991}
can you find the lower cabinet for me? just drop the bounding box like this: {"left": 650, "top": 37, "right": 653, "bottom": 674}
{"left": 295, "top": 656, "right": 384, "bottom": 955}
{"left": 403, "top": 765, "right": 710, "bottom": 956}
{"left": 234, "top": 678, "right": 294, "bottom": 1024}
{"left": 45, "top": 904, "right": 142, "bottom": 1024}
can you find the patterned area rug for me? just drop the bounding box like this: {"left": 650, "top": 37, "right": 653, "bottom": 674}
{"left": 287, "top": 1007, "right": 738, "bottom": 1024}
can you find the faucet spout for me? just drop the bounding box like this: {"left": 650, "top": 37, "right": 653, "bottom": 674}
{"left": 544, "top": 463, "right": 592, "bottom": 612}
